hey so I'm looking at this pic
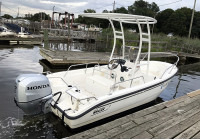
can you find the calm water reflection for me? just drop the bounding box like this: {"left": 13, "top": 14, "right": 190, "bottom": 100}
{"left": 0, "top": 44, "right": 199, "bottom": 138}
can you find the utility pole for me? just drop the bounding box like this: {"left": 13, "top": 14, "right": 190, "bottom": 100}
{"left": 0, "top": 2, "right": 2, "bottom": 17}
{"left": 113, "top": 1, "right": 115, "bottom": 13}
{"left": 17, "top": 7, "right": 19, "bottom": 17}
{"left": 188, "top": 0, "right": 196, "bottom": 38}
{"left": 51, "top": 6, "right": 55, "bottom": 26}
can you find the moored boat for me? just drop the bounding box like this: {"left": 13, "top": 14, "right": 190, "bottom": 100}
{"left": 0, "top": 26, "right": 16, "bottom": 37}
{"left": 14, "top": 13, "right": 179, "bottom": 129}
{"left": 17, "top": 27, "right": 34, "bottom": 38}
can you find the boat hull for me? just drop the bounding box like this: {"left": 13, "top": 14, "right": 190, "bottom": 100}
{"left": 51, "top": 78, "right": 170, "bottom": 129}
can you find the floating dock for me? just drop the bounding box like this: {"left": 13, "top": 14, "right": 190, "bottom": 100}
{"left": 0, "top": 37, "right": 42, "bottom": 45}
{"left": 40, "top": 48, "right": 112, "bottom": 65}
{"left": 178, "top": 52, "right": 200, "bottom": 59}
{"left": 40, "top": 50, "right": 177, "bottom": 66}
{"left": 69, "top": 89, "right": 200, "bottom": 139}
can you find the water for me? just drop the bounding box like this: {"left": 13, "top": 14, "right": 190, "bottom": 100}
{"left": 0, "top": 44, "right": 200, "bottom": 138}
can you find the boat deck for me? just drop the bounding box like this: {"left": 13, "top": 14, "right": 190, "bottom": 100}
{"left": 69, "top": 89, "right": 200, "bottom": 139}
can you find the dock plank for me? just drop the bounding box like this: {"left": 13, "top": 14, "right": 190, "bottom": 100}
{"left": 112, "top": 120, "right": 157, "bottom": 139}
{"left": 187, "top": 89, "right": 200, "bottom": 98}
{"left": 163, "top": 95, "right": 188, "bottom": 107}
{"left": 149, "top": 103, "right": 200, "bottom": 136}
{"left": 152, "top": 111, "right": 200, "bottom": 139}
{"left": 131, "top": 103, "right": 166, "bottom": 119}
{"left": 192, "top": 132, "right": 200, "bottom": 139}
{"left": 70, "top": 114, "right": 136, "bottom": 139}
{"left": 133, "top": 112, "right": 159, "bottom": 125}
{"left": 134, "top": 96, "right": 200, "bottom": 125}
{"left": 157, "top": 95, "right": 200, "bottom": 117}
{"left": 89, "top": 121, "right": 136, "bottom": 139}
{"left": 174, "top": 120, "right": 200, "bottom": 139}
{"left": 131, "top": 131, "right": 153, "bottom": 139}
{"left": 69, "top": 90, "right": 200, "bottom": 139}
{"left": 111, "top": 101, "right": 200, "bottom": 139}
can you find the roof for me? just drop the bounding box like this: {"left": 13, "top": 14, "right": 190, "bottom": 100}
{"left": 80, "top": 13, "right": 157, "bottom": 24}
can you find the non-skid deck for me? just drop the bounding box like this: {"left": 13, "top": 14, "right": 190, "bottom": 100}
{"left": 69, "top": 89, "right": 200, "bottom": 139}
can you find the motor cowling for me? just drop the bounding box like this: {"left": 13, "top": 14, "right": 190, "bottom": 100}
{"left": 14, "top": 74, "right": 52, "bottom": 115}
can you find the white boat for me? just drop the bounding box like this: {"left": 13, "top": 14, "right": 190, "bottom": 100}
{"left": 14, "top": 13, "right": 179, "bottom": 129}
{"left": 0, "top": 26, "right": 16, "bottom": 37}
{"left": 17, "top": 27, "right": 34, "bottom": 38}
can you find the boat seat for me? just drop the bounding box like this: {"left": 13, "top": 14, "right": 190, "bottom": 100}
{"left": 65, "top": 88, "right": 96, "bottom": 111}
{"left": 86, "top": 75, "right": 115, "bottom": 97}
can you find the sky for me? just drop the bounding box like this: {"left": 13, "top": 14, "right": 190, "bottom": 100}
{"left": 1, "top": 0, "right": 200, "bottom": 18}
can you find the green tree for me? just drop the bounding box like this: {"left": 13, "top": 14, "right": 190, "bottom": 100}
{"left": 75, "top": 9, "right": 99, "bottom": 26}
{"left": 164, "top": 7, "right": 192, "bottom": 36}
{"left": 2, "top": 14, "right": 13, "bottom": 19}
{"left": 192, "top": 12, "right": 200, "bottom": 38}
{"left": 24, "top": 12, "right": 50, "bottom": 22}
{"left": 156, "top": 9, "right": 174, "bottom": 33}
{"left": 102, "top": 10, "right": 109, "bottom": 13}
{"left": 84, "top": 9, "right": 96, "bottom": 13}
{"left": 114, "top": 7, "right": 128, "bottom": 14}
{"left": 150, "top": 2, "right": 160, "bottom": 14}
{"left": 128, "top": 0, "right": 159, "bottom": 17}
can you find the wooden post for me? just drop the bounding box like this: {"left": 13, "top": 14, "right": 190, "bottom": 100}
{"left": 106, "top": 35, "right": 108, "bottom": 49}
{"left": 65, "top": 12, "right": 67, "bottom": 28}
{"left": 68, "top": 13, "right": 70, "bottom": 41}
{"left": 44, "top": 29, "right": 49, "bottom": 49}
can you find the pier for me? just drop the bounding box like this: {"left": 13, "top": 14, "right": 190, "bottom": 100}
{"left": 39, "top": 49, "right": 178, "bottom": 66}
{"left": 0, "top": 37, "right": 42, "bottom": 45}
{"left": 178, "top": 52, "right": 200, "bottom": 59}
{"left": 69, "top": 89, "right": 200, "bottom": 139}
{"left": 43, "top": 28, "right": 99, "bottom": 42}
{"left": 40, "top": 48, "right": 111, "bottom": 65}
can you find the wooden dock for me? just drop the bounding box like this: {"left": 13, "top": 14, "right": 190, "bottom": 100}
{"left": 69, "top": 89, "right": 200, "bottom": 139}
{"left": 40, "top": 50, "right": 178, "bottom": 66}
{"left": 178, "top": 52, "right": 200, "bottom": 59}
{"left": 40, "top": 48, "right": 111, "bottom": 65}
{"left": 0, "top": 37, "right": 42, "bottom": 45}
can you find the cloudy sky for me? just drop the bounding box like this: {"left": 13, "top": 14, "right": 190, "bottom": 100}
{"left": 1, "top": 0, "right": 200, "bottom": 18}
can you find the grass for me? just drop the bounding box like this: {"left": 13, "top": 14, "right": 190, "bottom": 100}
{"left": 97, "top": 28, "right": 200, "bottom": 54}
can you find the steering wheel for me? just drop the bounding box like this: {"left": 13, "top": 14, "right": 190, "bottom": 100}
{"left": 108, "top": 59, "right": 119, "bottom": 70}
{"left": 108, "top": 59, "right": 129, "bottom": 72}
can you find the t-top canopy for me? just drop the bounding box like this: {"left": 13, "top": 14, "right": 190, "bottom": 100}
{"left": 80, "top": 13, "right": 157, "bottom": 24}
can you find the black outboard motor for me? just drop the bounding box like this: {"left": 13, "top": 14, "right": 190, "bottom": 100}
{"left": 14, "top": 74, "right": 52, "bottom": 115}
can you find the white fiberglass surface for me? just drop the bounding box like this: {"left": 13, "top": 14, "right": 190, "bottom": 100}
{"left": 49, "top": 61, "right": 174, "bottom": 103}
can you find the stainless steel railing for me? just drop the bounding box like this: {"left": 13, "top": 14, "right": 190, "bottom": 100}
{"left": 110, "top": 75, "right": 145, "bottom": 94}
{"left": 160, "top": 54, "right": 179, "bottom": 79}
{"left": 64, "top": 62, "right": 100, "bottom": 78}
